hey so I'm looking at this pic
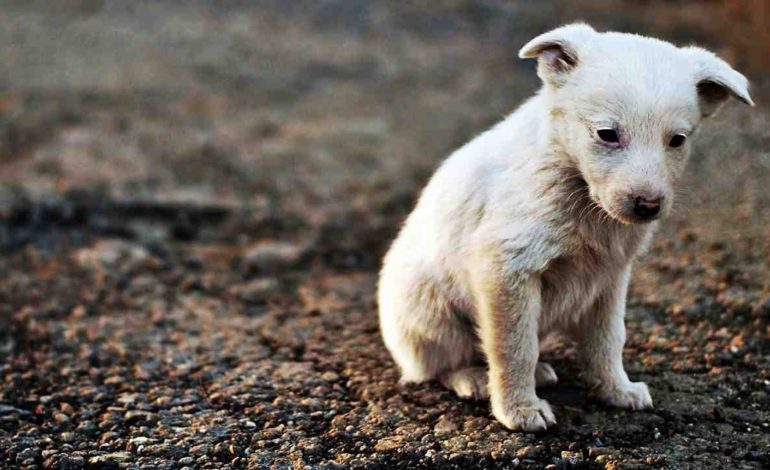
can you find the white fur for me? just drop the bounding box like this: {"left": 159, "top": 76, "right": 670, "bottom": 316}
{"left": 378, "top": 24, "right": 752, "bottom": 431}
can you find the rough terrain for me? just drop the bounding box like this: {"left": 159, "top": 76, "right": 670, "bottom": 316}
{"left": 1, "top": 1, "right": 769, "bottom": 469}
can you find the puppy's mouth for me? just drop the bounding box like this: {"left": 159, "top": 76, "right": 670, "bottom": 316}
{"left": 588, "top": 193, "right": 644, "bottom": 225}
{"left": 564, "top": 176, "right": 620, "bottom": 224}
{"left": 604, "top": 207, "right": 643, "bottom": 225}
{"left": 601, "top": 201, "right": 662, "bottom": 225}
{"left": 598, "top": 201, "right": 630, "bottom": 225}
{"left": 564, "top": 172, "right": 654, "bottom": 225}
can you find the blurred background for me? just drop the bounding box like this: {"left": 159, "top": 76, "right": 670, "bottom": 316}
{"left": 1, "top": 0, "right": 768, "bottom": 246}
{"left": 1, "top": 1, "right": 769, "bottom": 468}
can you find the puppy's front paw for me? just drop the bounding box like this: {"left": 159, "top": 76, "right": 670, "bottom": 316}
{"left": 598, "top": 381, "right": 653, "bottom": 410}
{"left": 492, "top": 398, "right": 556, "bottom": 432}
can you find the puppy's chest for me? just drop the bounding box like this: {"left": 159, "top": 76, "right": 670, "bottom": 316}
{"left": 539, "top": 227, "right": 642, "bottom": 328}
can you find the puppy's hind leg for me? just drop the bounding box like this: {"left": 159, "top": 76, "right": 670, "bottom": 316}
{"left": 535, "top": 362, "right": 559, "bottom": 387}
{"left": 441, "top": 367, "right": 488, "bottom": 400}
{"left": 442, "top": 361, "right": 556, "bottom": 400}
{"left": 378, "top": 269, "right": 477, "bottom": 384}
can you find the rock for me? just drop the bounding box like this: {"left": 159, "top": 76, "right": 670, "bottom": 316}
{"left": 53, "top": 454, "right": 86, "bottom": 470}
{"left": 135, "top": 359, "right": 161, "bottom": 379}
{"left": 139, "top": 443, "right": 172, "bottom": 456}
{"left": 17, "top": 448, "right": 39, "bottom": 461}
{"left": 60, "top": 402, "right": 75, "bottom": 415}
{"left": 595, "top": 454, "right": 619, "bottom": 464}
{"left": 130, "top": 436, "right": 151, "bottom": 446}
{"left": 117, "top": 393, "right": 138, "bottom": 405}
{"left": 0, "top": 404, "right": 31, "bottom": 417}
{"left": 561, "top": 450, "right": 583, "bottom": 464}
{"left": 515, "top": 445, "right": 542, "bottom": 459}
{"left": 434, "top": 415, "right": 458, "bottom": 434}
{"left": 320, "top": 371, "right": 340, "bottom": 382}
{"left": 76, "top": 240, "right": 150, "bottom": 270}
{"left": 589, "top": 446, "right": 617, "bottom": 458}
{"left": 190, "top": 444, "right": 212, "bottom": 455}
{"left": 275, "top": 361, "right": 314, "bottom": 380}
{"left": 124, "top": 410, "right": 157, "bottom": 424}
{"left": 243, "top": 241, "right": 306, "bottom": 274}
{"left": 235, "top": 278, "right": 282, "bottom": 304}
{"left": 76, "top": 420, "right": 98, "bottom": 435}
{"left": 53, "top": 412, "right": 70, "bottom": 424}
{"left": 88, "top": 452, "right": 132, "bottom": 466}
{"left": 299, "top": 397, "right": 323, "bottom": 409}
{"left": 104, "top": 375, "right": 125, "bottom": 385}
{"left": 374, "top": 436, "right": 404, "bottom": 452}
{"left": 99, "top": 432, "right": 121, "bottom": 443}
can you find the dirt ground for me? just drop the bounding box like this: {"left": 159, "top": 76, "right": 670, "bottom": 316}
{"left": 1, "top": 1, "right": 770, "bottom": 469}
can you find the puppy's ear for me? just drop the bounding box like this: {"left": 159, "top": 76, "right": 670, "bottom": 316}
{"left": 518, "top": 23, "right": 596, "bottom": 87}
{"left": 683, "top": 46, "right": 754, "bottom": 117}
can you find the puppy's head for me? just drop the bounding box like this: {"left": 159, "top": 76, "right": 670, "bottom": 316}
{"left": 520, "top": 24, "right": 754, "bottom": 224}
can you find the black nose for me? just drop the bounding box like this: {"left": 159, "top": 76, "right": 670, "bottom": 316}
{"left": 633, "top": 196, "right": 662, "bottom": 219}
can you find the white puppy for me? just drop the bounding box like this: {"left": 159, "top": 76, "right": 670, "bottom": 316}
{"left": 378, "top": 24, "right": 753, "bottom": 431}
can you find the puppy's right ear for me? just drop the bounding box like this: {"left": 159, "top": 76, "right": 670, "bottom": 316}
{"left": 519, "top": 23, "right": 596, "bottom": 87}
{"left": 682, "top": 46, "right": 754, "bottom": 117}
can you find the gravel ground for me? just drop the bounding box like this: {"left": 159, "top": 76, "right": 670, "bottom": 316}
{"left": 1, "top": 2, "right": 770, "bottom": 469}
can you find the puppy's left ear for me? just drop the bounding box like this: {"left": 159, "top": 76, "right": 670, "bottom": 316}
{"left": 683, "top": 46, "right": 755, "bottom": 117}
{"left": 519, "top": 23, "right": 596, "bottom": 87}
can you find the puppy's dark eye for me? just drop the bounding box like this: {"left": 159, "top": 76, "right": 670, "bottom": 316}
{"left": 597, "top": 128, "right": 620, "bottom": 144}
{"left": 669, "top": 134, "right": 686, "bottom": 148}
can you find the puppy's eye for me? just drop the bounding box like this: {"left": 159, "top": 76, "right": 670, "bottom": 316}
{"left": 668, "top": 134, "right": 686, "bottom": 148}
{"left": 597, "top": 128, "right": 620, "bottom": 144}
